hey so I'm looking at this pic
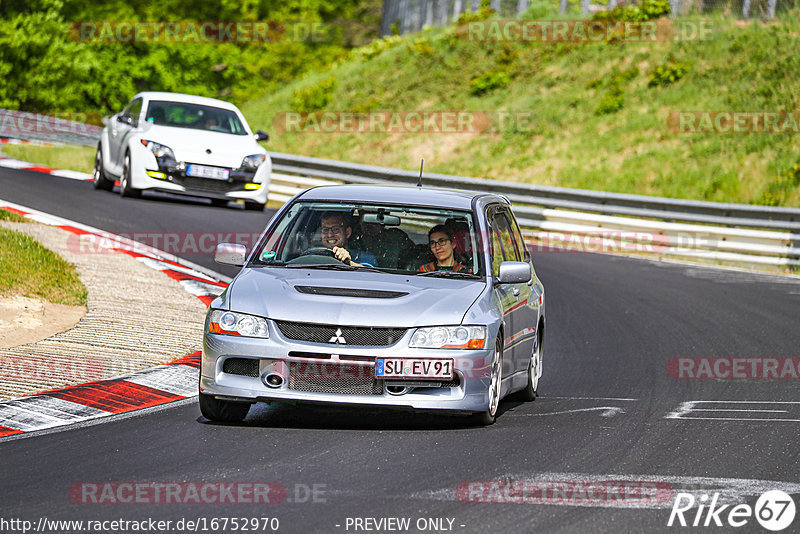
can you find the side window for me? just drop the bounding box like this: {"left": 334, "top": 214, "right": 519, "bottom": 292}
{"left": 494, "top": 210, "right": 520, "bottom": 262}
{"left": 128, "top": 98, "right": 143, "bottom": 126}
{"left": 504, "top": 208, "right": 528, "bottom": 261}
{"left": 488, "top": 208, "right": 519, "bottom": 277}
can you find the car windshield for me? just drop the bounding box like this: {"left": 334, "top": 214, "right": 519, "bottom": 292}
{"left": 252, "top": 201, "right": 484, "bottom": 277}
{"left": 144, "top": 100, "right": 248, "bottom": 135}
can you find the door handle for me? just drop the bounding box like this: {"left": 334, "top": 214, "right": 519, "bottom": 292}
{"left": 512, "top": 287, "right": 520, "bottom": 298}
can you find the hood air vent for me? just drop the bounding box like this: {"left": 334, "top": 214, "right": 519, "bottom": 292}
{"left": 295, "top": 285, "right": 408, "bottom": 299}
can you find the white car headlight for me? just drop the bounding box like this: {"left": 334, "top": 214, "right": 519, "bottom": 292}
{"left": 241, "top": 153, "right": 266, "bottom": 170}
{"left": 140, "top": 139, "right": 176, "bottom": 160}
{"left": 208, "top": 310, "right": 269, "bottom": 338}
{"left": 410, "top": 326, "right": 486, "bottom": 349}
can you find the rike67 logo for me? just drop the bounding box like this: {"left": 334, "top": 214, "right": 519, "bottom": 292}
{"left": 668, "top": 490, "right": 796, "bottom": 531}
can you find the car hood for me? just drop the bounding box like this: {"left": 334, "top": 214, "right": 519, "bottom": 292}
{"left": 140, "top": 124, "right": 264, "bottom": 167}
{"left": 223, "top": 267, "right": 487, "bottom": 328}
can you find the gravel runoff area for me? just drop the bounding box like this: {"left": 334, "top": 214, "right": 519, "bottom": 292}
{"left": 0, "top": 221, "right": 208, "bottom": 400}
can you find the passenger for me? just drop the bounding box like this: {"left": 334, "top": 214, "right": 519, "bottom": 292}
{"left": 319, "top": 212, "right": 377, "bottom": 267}
{"left": 419, "top": 225, "right": 471, "bottom": 273}
{"left": 351, "top": 210, "right": 414, "bottom": 268}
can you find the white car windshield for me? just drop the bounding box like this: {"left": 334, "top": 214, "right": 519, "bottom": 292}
{"left": 144, "top": 101, "right": 247, "bottom": 135}
{"left": 253, "top": 202, "right": 483, "bottom": 277}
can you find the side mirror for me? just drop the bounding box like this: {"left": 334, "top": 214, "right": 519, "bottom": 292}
{"left": 116, "top": 114, "right": 133, "bottom": 126}
{"left": 255, "top": 130, "right": 269, "bottom": 142}
{"left": 215, "top": 243, "right": 247, "bottom": 266}
{"left": 497, "top": 261, "right": 531, "bottom": 284}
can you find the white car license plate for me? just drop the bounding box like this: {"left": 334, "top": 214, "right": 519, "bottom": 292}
{"left": 375, "top": 358, "right": 454, "bottom": 379}
{"left": 186, "top": 164, "right": 229, "bottom": 180}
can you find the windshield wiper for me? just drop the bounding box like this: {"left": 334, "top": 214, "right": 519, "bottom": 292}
{"left": 256, "top": 260, "right": 288, "bottom": 267}
{"left": 285, "top": 263, "right": 387, "bottom": 274}
{"left": 416, "top": 271, "right": 481, "bottom": 279}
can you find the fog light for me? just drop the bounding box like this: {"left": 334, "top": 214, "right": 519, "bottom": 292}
{"left": 244, "top": 183, "right": 260, "bottom": 190}
{"left": 146, "top": 170, "right": 167, "bottom": 179}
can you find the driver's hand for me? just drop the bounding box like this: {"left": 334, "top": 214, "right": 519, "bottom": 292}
{"left": 332, "top": 246, "right": 352, "bottom": 265}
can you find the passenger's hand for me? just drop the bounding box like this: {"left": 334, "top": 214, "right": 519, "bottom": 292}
{"left": 332, "top": 246, "right": 352, "bottom": 265}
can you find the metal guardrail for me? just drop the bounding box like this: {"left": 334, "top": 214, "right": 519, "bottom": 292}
{"left": 0, "top": 113, "right": 797, "bottom": 270}
{"left": 269, "top": 152, "right": 800, "bottom": 270}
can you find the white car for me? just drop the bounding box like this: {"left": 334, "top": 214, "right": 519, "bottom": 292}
{"left": 93, "top": 91, "right": 271, "bottom": 210}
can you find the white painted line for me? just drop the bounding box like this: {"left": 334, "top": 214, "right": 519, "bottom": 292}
{"left": 546, "top": 396, "right": 638, "bottom": 401}
{"left": 511, "top": 407, "right": 625, "bottom": 417}
{"left": 135, "top": 257, "right": 220, "bottom": 283}
{"left": 666, "top": 401, "right": 800, "bottom": 422}
{"left": 179, "top": 279, "right": 226, "bottom": 297}
{"left": 0, "top": 159, "right": 32, "bottom": 169}
{"left": 0, "top": 396, "right": 108, "bottom": 431}
{"left": 49, "top": 169, "right": 92, "bottom": 180}
{"left": 124, "top": 365, "right": 199, "bottom": 397}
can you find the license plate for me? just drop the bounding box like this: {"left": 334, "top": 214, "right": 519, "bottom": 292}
{"left": 186, "top": 164, "right": 229, "bottom": 180}
{"left": 375, "top": 358, "right": 454, "bottom": 380}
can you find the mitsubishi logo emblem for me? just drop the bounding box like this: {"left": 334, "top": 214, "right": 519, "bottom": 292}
{"left": 329, "top": 328, "right": 346, "bottom": 344}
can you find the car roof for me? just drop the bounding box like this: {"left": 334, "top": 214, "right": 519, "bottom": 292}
{"left": 297, "top": 184, "right": 505, "bottom": 210}
{"left": 132, "top": 92, "right": 240, "bottom": 111}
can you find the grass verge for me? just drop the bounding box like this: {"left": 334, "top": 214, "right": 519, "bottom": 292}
{"left": 0, "top": 209, "right": 27, "bottom": 222}
{"left": 1, "top": 144, "right": 95, "bottom": 175}
{"left": 0, "top": 227, "right": 88, "bottom": 306}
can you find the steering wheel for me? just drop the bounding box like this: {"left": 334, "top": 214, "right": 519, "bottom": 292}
{"left": 298, "top": 247, "right": 347, "bottom": 263}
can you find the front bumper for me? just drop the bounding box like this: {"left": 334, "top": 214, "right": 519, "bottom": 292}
{"left": 201, "top": 327, "right": 495, "bottom": 413}
{"left": 129, "top": 146, "right": 270, "bottom": 204}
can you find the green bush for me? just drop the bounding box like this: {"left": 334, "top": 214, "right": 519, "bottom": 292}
{"left": 290, "top": 77, "right": 337, "bottom": 112}
{"left": 457, "top": 0, "right": 496, "bottom": 24}
{"left": 351, "top": 35, "right": 403, "bottom": 61}
{"left": 593, "top": 0, "right": 671, "bottom": 21}
{"left": 595, "top": 83, "right": 625, "bottom": 114}
{"left": 760, "top": 162, "right": 800, "bottom": 205}
{"left": 648, "top": 59, "right": 690, "bottom": 87}
{"left": 470, "top": 70, "right": 511, "bottom": 96}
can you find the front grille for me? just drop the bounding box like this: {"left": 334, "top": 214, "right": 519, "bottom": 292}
{"left": 172, "top": 176, "right": 243, "bottom": 194}
{"left": 275, "top": 321, "right": 406, "bottom": 347}
{"left": 222, "top": 358, "right": 259, "bottom": 377}
{"left": 295, "top": 286, "right": 408, "bottom": 299}
{"left": 439, "top": 376, "right": 461, "bottom": 388}
{"left": 288, "top": 362, "right": 382, "bottom": 395}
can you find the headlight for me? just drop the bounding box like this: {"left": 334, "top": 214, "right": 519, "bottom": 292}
{"left": 208, "top": 310, "right": 269, "bottom": 338}
{"left": 241, "top": 153, "right": 266, "bottom": 170}
{"left": 410, "top": 326, "right": 486, "bottom": 349}
{"left": 140, "top": 139, "right": 176, "bottom": 160}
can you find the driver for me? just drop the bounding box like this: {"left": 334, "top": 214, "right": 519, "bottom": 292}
{"left": 319, "top": 212, "right": 377, "bottom": 267}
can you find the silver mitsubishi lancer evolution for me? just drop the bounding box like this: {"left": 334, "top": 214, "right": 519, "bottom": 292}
{"left": 200, "top": 184, "right": 545, "bottom": 425}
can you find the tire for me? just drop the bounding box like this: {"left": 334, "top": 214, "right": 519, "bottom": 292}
{"left": 474, "top": 338, "right": 503, "bottom": 426}
{"left": 515, "top": 329, "right": 542, "bottom": 402}
{"left": 92, "top": 144, "right": 114, "bottom": 191}
{"left": 119, "top": 153, "right": 141, "bottom": 198}
{"left": 244, "top": 201, "right": 265, "bottom": 211}
{"left": 199, "top": 392, "right": 251, "bottom": 423}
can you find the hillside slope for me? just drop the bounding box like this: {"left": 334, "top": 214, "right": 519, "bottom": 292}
{"left": 243, "top": 14, "right": 800, "bottom": 206}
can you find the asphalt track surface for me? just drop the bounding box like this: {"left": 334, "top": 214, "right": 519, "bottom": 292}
{"left": 2, "top": 167, "right": 800, "bottom": 533}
